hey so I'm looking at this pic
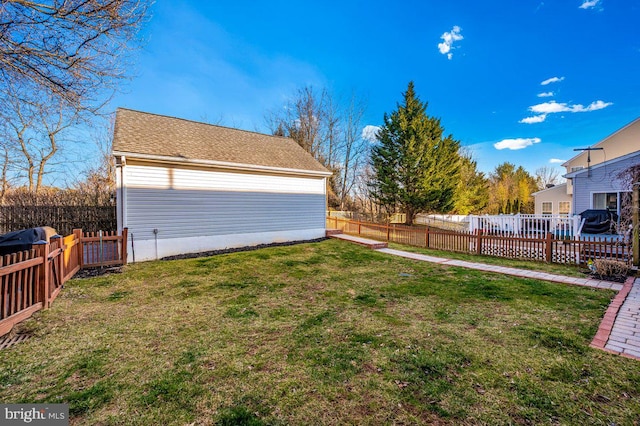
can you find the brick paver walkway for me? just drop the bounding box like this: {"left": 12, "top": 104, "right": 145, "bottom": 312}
{"left": 603, "top": 278, "right": 640, "bottom": 359}
{"left": 377, "top": 247, "right": 623, "bottom": 291}
{"left": 329, "top": 231, "right": 639, "bottom": 360}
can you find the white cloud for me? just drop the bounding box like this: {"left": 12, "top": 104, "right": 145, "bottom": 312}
{"left": 438, "top": 26, "right": 463, "bottom": 60}
{"left": 529, "top": 99, "right": 613, "bottom": 114}
{"left": 549, "top": 158, "right": 565, "bottom": 164}
{"left": 494, "top": 137, "right": 541, "bottom": 150}
{"left": 579, "top": 0, "right": 601, "bottom": 9}
{"left": 530, "top": 101, "right": 571, "bottom": 114}
{"left": 519, "top": 114, "right": 547, "bottom": 124}
{"left": 362, "top": 125, "right": 381, "bottom": 142}
{"left": 520, "top": 99, "right": 612, "bottom": 124}
{"left": 537, "top": 91, "right": 554, "bottom": 97}
{"left": 581, "top": 100, "right": 613, "bottom": 111}
{"left": 541, "top": 76, "right": 565, "bottom": 85}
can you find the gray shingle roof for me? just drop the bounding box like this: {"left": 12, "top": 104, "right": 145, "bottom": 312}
{"left": 112, "top": 108, "right": 330, "bottom": 175}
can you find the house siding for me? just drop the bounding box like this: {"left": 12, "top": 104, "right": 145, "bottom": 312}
{"left": 120, "top": 162, "right": 327, "bottom": 261}
{"left": 126, "top": 189, "right": 326, "bottom": 240}
{"left": 532, "top": 184, "right": 571, "bottom": 215}
{"left": 571, "top": 152, "right": 640, "bottom": 214}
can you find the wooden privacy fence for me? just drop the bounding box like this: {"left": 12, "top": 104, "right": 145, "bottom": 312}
{"left": 0, "top": 228, "right": 128, "bottom": 337}
{"left": 0, "top": 205, "right": 117, "bottom": 236}
{"left": 327, "top": 217, "right": 631, "bottom": 266}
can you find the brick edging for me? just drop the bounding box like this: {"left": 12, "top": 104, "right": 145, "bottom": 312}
{"left": 590, "top": 276, "right": 636, "bottom": 357}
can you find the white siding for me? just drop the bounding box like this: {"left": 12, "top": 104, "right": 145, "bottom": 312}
{"left": 533, "top": 184, "right": 571, "bottom": 215}
{"left": 125, "top": 164, "right": 325, "bottom": 194}
{"left": 121, "top": 163, "right": 327, "bottom": 261}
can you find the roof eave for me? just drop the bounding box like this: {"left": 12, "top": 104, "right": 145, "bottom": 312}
{"left": 531, "top": 182, "right": 567, "bottom": 196}
{"left": 562, "top": 117, "right": 640, "bottom": 167}
{"left": 564, "top": 149, "right": 640, "bottom": 178}
{"left": 113, "top": 151, "right": 333, "bottom": 178}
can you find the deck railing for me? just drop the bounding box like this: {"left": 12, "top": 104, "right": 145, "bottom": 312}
{"left": 468, "top": 214, "right": 581, "bottom": 238}
{"left": 0, "top": 228, "right": 128, "bottom": 337}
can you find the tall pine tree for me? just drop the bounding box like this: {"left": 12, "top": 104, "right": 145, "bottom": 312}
{"left": 369, "top": 82, "right": 461, "bottom": 225}
{"left": 453, "top": 153, "right": 489, "bottom": 214}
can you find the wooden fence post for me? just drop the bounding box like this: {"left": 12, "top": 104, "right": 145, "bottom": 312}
{"left": 358, "top": 221, "right": 361, "bottom": 235}
{"left": 545, "top": 232, "right": 553, "bottom": 263}
{"left": 35, "top": 241, "right": 50, "bottom": 309}
{"left": 122, "top": 227, "right": 129, "bottom": 265}
{"left": 73, "top": 229, "right": 83, "bottom": 268}
{"left": 425, "top": 226, "right": 430, "bottom": 248}
{"left": 476, "top": 229, "right": 483, "bottom": 255}
{"left": 50, "top": 235, "right": 63, "bottom": 308}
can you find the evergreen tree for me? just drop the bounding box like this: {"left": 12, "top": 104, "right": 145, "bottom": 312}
{"left": 453, "top": 153, "right": 489, "bottom": 214}
{"left": 369, "top": 82, "right": 461, "bottom": 225}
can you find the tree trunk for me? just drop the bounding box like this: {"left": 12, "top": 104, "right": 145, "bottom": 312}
{"left": 405, "top": 207, "right": 415, "bottom": 226}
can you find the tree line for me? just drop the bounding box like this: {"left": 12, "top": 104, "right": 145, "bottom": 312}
{"left": 0, "top": 1, "right": 558, "bottom": 224}
{"left": 270, "top": 82, "right": 561, "bottom": 225}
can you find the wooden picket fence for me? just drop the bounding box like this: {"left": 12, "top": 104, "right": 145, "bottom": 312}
{"left": 327, "top": 217, "right": 631, "bottom": 266}
{"left": 0, "top": 228, "right": 128, "bottom": 337}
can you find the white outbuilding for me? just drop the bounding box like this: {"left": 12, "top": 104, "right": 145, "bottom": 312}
{"left": 112, "top": 108, "right": 331, "bottom": 261}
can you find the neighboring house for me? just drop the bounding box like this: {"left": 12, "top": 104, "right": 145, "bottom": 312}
{"left": 532, "top": 183, "right": 571, "bottom": 216}
{"left": 533, "top": 117, "right": 640, "bottom": 219}
{"left": 112, "top": 108, "right": 332, "bottom": 262}
{"left": 565, "top": 150, "right": 640, "bottom": 218}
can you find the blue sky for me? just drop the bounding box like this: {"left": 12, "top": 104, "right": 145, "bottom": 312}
{"left": 111, "top": 0, "right": 640, "bottom": 176}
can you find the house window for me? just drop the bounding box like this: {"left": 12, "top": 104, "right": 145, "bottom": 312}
{"left": 558, "top": 201, "right": 570, "bottom": 216}
{"left": 542, "top": 202, "right": 552, "bottom": 215}
{"left": 593, "top": 192, "right": 617, "bottom": 212}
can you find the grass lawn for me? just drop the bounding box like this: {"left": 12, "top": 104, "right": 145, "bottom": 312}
{"left": 1, "top": 239, "right": 639, "bottom": 425}
{"left": 386, "top": 243, "right": 589, "bottom": 278}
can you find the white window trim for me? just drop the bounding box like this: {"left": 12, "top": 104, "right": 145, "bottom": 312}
{"left": 589, "top": 191, "right": 630, "bottom": 216}
{"left": 558, "top": 201, "right": 571, "bottom": 216}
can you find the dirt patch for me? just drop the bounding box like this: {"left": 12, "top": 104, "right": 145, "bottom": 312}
{"left": 160, "top": 238, "right": 327, "bottom": 261}
{"left": 73, "top": 266, "right": 123, "bottom": 279}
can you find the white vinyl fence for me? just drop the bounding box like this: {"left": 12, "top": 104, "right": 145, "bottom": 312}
{"left": 468, "top": 214, "right": 581, "bottom": 238}
{"left": 329, "top": 211, "right": 582, "bottom": 238}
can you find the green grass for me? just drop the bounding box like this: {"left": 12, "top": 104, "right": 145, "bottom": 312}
{"left": 388, "top": 242, "right": 588, "bottom": 277}
{"left": 1, "top": 239, "right": 638, "bottom": 425}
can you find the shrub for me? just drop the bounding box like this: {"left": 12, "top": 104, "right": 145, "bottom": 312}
{"left": 590, "top": 259, "right": 629, "bottom": 279}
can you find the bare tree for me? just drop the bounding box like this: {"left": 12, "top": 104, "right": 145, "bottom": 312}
{"left": 0, "top": 0, "right": 150, "bottom": 109}
{"left": 535, "top": 165, "right": 563, "bottom": 190}
{"left": 73, "top": 116, "right": 116, "bottom": 205}
{"left": 0, "top": 1, "right": 149, "bottom": 195}
{"left": 0, "top": 144, "right": 11, "bottom": 203}
{"left": 616, "top": 165, "right": 640, "bottom": 238}
{"left": 265, "top": 86, "right": 369, "bottom": 209}
{"left": 338, "top": 94, "right": 368, "bottom": 210}
{"left": 1, "top": 81, "right": 83, "bottom": 192}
